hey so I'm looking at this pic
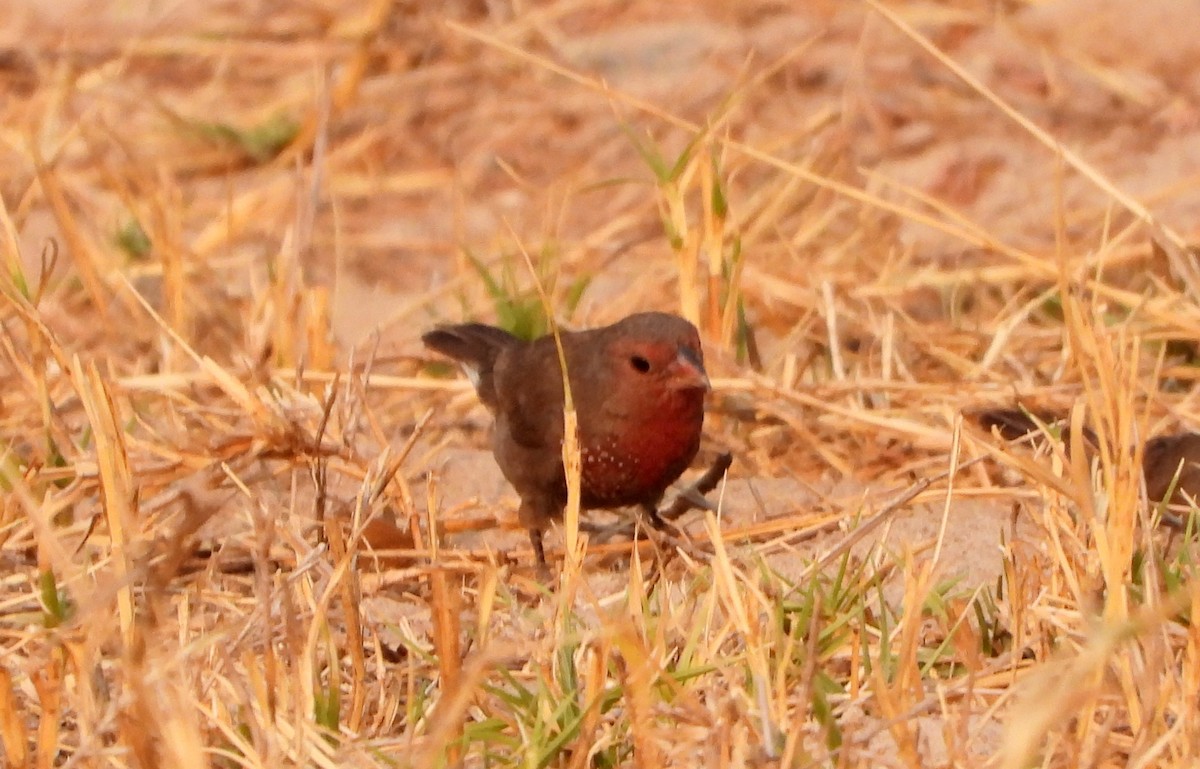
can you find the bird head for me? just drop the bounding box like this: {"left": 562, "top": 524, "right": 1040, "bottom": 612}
{"left": 614, "top": 338, "right": 709, "bottom": 392}
{"left": 602, "top": 313, "right": 709, "bottom": 407}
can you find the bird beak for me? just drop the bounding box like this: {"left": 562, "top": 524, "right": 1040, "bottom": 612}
{"left": 667, "top": 348, "right": 710, "bottom": 392}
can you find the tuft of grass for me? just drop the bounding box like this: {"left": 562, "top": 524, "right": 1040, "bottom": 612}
{"left": 38, "top": 570, "right": 72, "bottom": 628}
{"left": 114, "top": 217, "right": 153, "bottom": 261}
{"left": 463, "top": 246, "right": 589, "bottom": 340}
{"left": 191, "top": 112, "right": 300, "bottom": 163}
{"left": 625, "top": 127, "right": 752, "bottom": 359}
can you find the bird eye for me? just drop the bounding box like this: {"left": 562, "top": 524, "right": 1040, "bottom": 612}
{"left": 629, "top": 355, "right": 651, "bottom": 373}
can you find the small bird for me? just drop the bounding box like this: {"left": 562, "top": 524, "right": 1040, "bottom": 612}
{"left": 423, "top": 312, "right": 710, "bottom": 567}
{"left": 974, "top": 408, "right": 1200, "bottom": 516}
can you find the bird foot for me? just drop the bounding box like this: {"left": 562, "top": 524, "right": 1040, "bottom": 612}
{"left": 659, "top": 452, "right": 733, "bottom": 521}
{"left": 579, "top": 520, "right": 637, "bottom": 544}
{"left": 572, "top": 517, "right": 679, "bottom": 559}
{"left": 638, "top": 513, "right": 712, "bottom": 567}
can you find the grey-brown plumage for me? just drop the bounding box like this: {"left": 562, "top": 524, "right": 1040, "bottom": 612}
{"left": 423, "top": 312, "right": 710, "bottom": 567}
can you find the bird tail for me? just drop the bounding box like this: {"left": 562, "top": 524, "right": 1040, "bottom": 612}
{"left": 971, "top": 408, "right": 1052, "bottom": 441}
{"left": 970, "top": 408, "right": 1098, "bottom": 448}
{"left": 422, "top": 323, "right": 520, "bottom": 407}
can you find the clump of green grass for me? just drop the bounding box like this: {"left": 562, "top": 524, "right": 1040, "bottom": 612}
{"left": 114, "top": 218, "right": 152, "bottom": 261}
{"left": 464, "top": 246, "right": 589, "bottom": 340}
{"left": 189, "top": 112, "right": 300, "bottom": 163}
{"left": 625, "top": 125, "right": 756, "bottom": 364}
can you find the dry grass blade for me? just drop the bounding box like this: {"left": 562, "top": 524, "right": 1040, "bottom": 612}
{"left": 0, "top": 666, "right": 27, "bottom": 769}
{"left": 70, "top": 357, "right": 137, "bottom": 647}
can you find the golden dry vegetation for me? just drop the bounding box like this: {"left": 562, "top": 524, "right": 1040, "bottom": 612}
{"left": 3, "top": 1, "right": 1200, "bottom": 767}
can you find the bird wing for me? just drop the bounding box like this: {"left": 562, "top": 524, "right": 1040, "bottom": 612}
{"left": 422, "top": 323, "right": 519, "bottom": 409}
{"left": 492, "top": 337, "right": 565, "bottom": 450}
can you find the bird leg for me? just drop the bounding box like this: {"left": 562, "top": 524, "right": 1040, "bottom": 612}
{"left": 518, "top": 499, "right": 555, "bottom": 572}
{"left": 641, "top": 502, "right": 676, "bottom": 534}
{"left": 643, "top": 504, "right": 670, "bottom": 531}
{"left": 638, "top": 501, "right": 714, "bottom": 565}
{"left": 637, "top": 452, "right": 733, "bottom": 565}
{"left": 576, "top": 519, "right": 625, "bottom": 543}
{"left": 574, "top": 509, "right": 672, "bottom": 546}
{"left": 528, "top": 527, "right": 547, "bottom": 568}
{"left": 582, "top": 452, "right": 735, "bottom": 546}
{"left": 658, "top": 452, "right": 733, "bottom": 521}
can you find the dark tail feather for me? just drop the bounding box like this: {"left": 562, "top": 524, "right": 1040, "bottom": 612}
{"left": 970, "top": 408, "right": 1098, "bottom": 448}
{"left": 422, "top": 323, "right": 518, "bottom": 367}
{"left": 422, "top": 323, "right": 520, "bottom": 407}
{"left": 972, "top": 408, "right": 1051, "bottom": 441}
